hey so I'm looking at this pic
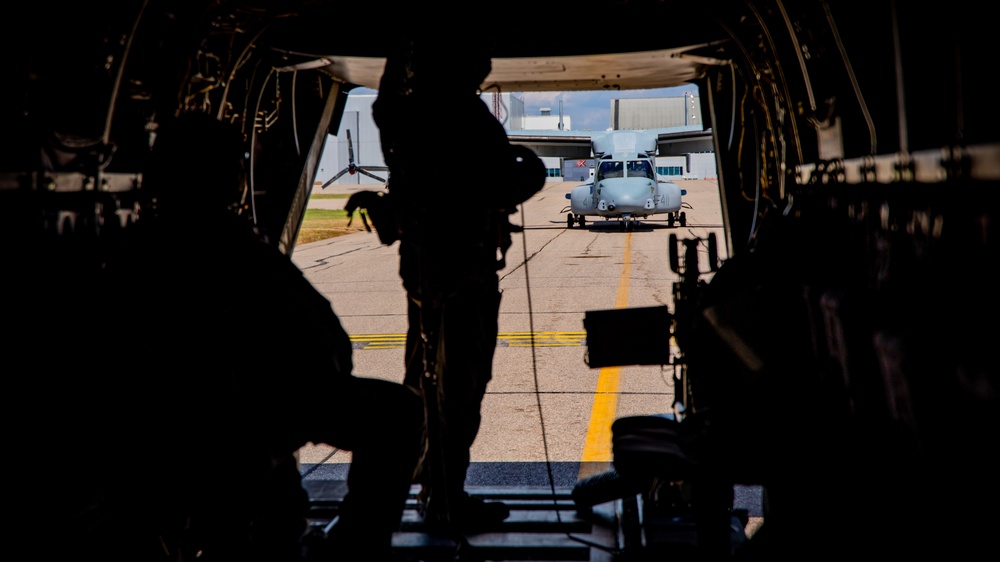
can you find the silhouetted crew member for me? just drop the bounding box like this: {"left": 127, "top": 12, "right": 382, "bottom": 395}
{"left": 360, "top": 31, "right": 546, "bottom": 532}
{"left": 113, "top": 112, "right": 423, "bottom": 561}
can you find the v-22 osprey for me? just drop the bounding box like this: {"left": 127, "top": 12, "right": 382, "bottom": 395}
{"left": 565, "top": 130, "right": 687, "bottom": 231}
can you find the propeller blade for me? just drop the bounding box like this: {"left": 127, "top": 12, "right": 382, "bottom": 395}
{"left": 358, "top": 168, "right": 388, "bottom": 183}
{"left": 321, "top": 167, "right": 351, "bottom": 188}
{"left": 326, "top": 129, "right": 385, "bottom": 186}
{"left": 346, "top": 128, "right": 355, "bottom": 165}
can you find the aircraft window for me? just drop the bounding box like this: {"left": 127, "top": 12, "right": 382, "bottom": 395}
{"left": 627, "top": 160, "right": 655, "bottom": 180}
{"left": 597, "top": 161, "right": 624, "bottom": 180}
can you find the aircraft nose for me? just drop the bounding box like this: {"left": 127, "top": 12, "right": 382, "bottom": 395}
{"left": 608, "top": 181, "right": 657, "bottom": 212}
{"left": 613, "top": 194, "right": 648, "bottom": 212}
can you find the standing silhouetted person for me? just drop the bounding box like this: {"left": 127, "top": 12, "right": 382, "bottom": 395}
{"left": 358, "top": 30, "right": 546, "bottom": 534}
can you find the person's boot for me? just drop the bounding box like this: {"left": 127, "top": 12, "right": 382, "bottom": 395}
{"left": 421, "top": 491, "right": 510, "bottom": 534}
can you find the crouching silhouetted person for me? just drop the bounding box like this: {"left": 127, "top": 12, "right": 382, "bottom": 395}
{"left": 109, "top": 111, "right": 422, "bottom": 561}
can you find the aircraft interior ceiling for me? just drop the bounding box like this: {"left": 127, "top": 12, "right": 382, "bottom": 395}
{"left": 3, "top": 0, "right": 999, "bottom": 559}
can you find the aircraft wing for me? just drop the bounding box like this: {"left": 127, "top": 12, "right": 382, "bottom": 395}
{"left": 505, "top": 130, "right": 595, "bottom": 159}
{"left": 507, "top": 126, "right": 715, "bottom": 159}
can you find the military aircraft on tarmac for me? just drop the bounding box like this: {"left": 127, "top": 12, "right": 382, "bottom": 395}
{"left": 507, "top": 127, "right": 711, "bottom": 230}
{"left": 565, "top": 129, "right": 687, "bottom": 230}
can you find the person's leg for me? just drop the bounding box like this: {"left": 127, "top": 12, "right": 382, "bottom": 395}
{"left": 402, "top": 290, "right": 437, "bottom": 512}
{"left": 249, "top": 452, "right": 311, "bottom": 562}
{"left": 422, "top": 275, "right": 509, "bottom": 529}
{"left": 437, "top": 281, "right": 501, "bottom": 486}
{"left": 403, "top": 293, "right": 424, "bottom": 391}
{"left": 315, "top": 377, "right": 423, "bottom": 558}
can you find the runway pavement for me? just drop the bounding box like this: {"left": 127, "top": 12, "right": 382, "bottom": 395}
{"left": 291, "top": 177, "right": 762, "bottom": 523}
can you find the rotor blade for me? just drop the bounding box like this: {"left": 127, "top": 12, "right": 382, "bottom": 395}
{"left": 321, "top": 167, "right": 351, "bottom": 188}
{"left": 346, "top": 128, "right": 355, "bottom": 165}
{"left": 358, "top": 168, "right": 387, "bottom": 183}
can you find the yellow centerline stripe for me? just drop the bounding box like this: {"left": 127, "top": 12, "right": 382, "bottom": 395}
{"left": 349, "top": 332, "right": 589, "bottom": 349}
{"left": 349, "top": 332, "right": 589, "bottom": 340}
{"left": 580, "top": 232, "right": 631, "bottom": 468}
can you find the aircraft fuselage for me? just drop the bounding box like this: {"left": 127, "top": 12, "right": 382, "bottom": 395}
{"left": 568, "top": 177, "right": 683, "bottom": 218}
{"left": 565, "top": 130, "right": 686, "bottom": 228}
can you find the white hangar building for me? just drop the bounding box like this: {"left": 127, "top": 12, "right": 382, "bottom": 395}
{"left": 315, "top": 91, "right": 716, "bottom": 189}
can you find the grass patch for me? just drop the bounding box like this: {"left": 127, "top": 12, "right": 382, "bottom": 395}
{"left": 296, "top": 207, "right": 367, "bottom": 245}
{"left": 305, "top": 208, "right": 352, "bottom": 220}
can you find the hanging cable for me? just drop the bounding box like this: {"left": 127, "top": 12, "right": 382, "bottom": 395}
{"left": 291, "top": 70, "right": 300, "bottom": 157}
{"left": 518, "top": 204, "right": 618, "bottom": 555}
{"left": 518, "top": 204, "right": 555, "bottom": 497}
{"left": 246, "top": 65, "right": 276, "bottom": 225}
{"left": 300, "top": 449, "right": 339, "bottom": 479}
{"left": 103, "top": 0, "right": 149, "bottom": 148}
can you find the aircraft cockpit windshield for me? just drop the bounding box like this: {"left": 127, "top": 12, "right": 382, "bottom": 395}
{"left": 596, "top": 161, "right": 624, "bottom": 181}
{"left": 597, "top": 160, "right": 654, "bottom": 181}
{"left": 627, "top": 160, "right": 655, "bottom": 180}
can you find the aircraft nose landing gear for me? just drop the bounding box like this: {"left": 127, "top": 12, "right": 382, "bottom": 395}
{"left": 619, "top": 215, "right": 637, "bottom": 231}
{"left": 566, "top": 214, "right": 586, "bottom": 228}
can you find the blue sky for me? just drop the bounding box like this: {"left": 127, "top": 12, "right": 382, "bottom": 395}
{"left": 517, "top": 85, "right": 699, "bottom": 131}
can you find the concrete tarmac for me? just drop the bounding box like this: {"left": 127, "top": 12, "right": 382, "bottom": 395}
{"left": 291, "top": 177, "right": 761, "bottom": 523}
{"left": 293, "top": 177, "right": 728, "bottom": 470}
{"left": 304, "top": 180, "right": 386, "bottom": 210}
